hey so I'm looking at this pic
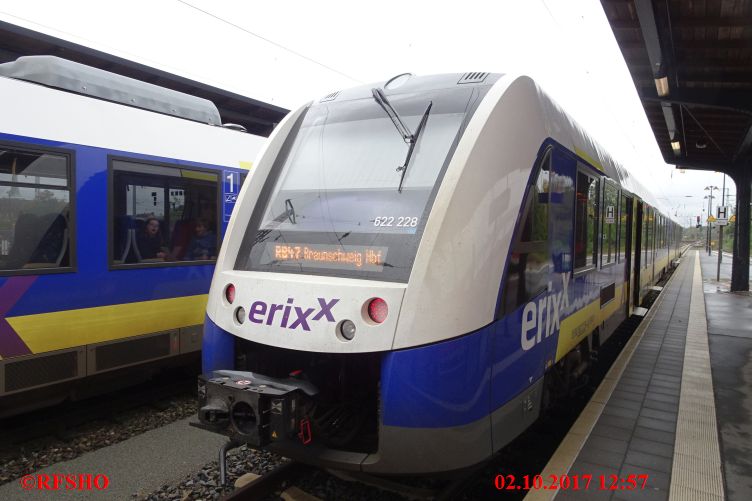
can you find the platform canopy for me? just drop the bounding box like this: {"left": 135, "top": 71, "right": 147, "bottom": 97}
{"left": 601, "top": 0, "right": 752, "bottom": 291}
{"left": 0, "top": 20, "right": 288, "bottom": 137}
{"left": 602, "top": 0, "right": 752, "bottom": 173}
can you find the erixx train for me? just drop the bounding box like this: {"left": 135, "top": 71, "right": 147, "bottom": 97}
{"left": 197, "top": 72, "right": 681, "bottom": 474}
{"left": 0, "top": 56, "right": 265, "bottom": 416}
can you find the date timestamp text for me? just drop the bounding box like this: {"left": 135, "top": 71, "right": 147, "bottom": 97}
{"left": 493, "top": 474, "right": 649, "bottom": 491}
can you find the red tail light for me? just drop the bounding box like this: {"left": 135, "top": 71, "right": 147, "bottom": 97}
{"left": 225, "top": 284, "right": 235, "bottom": 304}
{"left": 367, "top": 298, "right": 388, "bottom": 323}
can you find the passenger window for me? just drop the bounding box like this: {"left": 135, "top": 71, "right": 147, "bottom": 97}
{"left": 111, "top": 159, "right": 219, "bottom": 266}
{"left": 601, "top": 182, "right": 618, "bottom": 266}
{"left": 643, "top": 208, "right": 652, "bottom": 266}
{"left": 574, "top": 169, "right": 599, "bottom": 270}
{"left": 501, "top": 152, "right": 551, "bottom": 314}
{"left": 0, "top": 144, "right": 72, "bottom": 273}
{"left": 618, "top": 193, "right": 628, "bottom": 263}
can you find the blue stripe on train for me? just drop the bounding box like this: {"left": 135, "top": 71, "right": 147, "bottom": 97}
{"left": 380, "top": 310, "right": 545, "bottom": 428}
{"left": 201, "top": 310, "right": 547, "bottom": 429}
{"left": 202, "top": 315, "right": 236, "bottom": 374}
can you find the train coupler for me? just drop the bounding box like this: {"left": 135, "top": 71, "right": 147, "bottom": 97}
{"left": 196, "top": 370, "right": 317, "bottom": 447}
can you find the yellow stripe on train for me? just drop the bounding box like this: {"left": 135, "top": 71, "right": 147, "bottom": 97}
{"left": 6, "top": 295, "right": 208, "bottom": 354}
{"left": 555, "top": 282, "right": 627, "bottom": 362}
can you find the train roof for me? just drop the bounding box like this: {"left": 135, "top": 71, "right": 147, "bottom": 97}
{"left": 315, "top": 72, "right": 504, "bottom": 103}
{"left": 0, "top": 55, "right": 222, "bottom": 126}
{"left": 0, "top": 20, "right": 288, "bottom": 136}
{"left": 532, "top": 77, "right": 667, "bottom": 216}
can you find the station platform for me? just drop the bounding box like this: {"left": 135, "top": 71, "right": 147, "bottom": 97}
{"left": 528, "top": 249, "right": 752, "bottom": 501}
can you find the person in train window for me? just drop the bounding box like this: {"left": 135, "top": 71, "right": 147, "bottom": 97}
{"left": 184, "top": 218, "right": 216, "bottom": 260}
{"left": 136, "top": 217, "right": 168, "bottom": 260}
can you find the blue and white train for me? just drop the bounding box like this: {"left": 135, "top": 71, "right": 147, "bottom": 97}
{"left": 0, "top": 56, "right": 266, "bottom": 416}
{"left": 197, "top": 72, "right": 681, "bottom": 474}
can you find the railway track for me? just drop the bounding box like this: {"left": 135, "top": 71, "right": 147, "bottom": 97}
{"left": 0, "top": 371, "right": 195, "bottom": 448}
{"left": 221, "top": 462, "right": 313, "bottom": 501}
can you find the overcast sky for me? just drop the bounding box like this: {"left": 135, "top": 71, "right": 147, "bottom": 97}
{"left": 0, "top": 0, "right": 732, "bottom": 225}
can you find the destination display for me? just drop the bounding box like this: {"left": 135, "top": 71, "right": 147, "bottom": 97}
{"left": 266, "top": 243, "right": 388, "bottom": 272}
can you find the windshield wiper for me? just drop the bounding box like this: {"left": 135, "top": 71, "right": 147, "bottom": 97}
{"left": 371, "top": 88, "right": 413, "bottom": 143}
{"left": 397, "top": 101, "right": 432, "bottom": 192}
{"left": 371, "top": 88, "right": 432, "bottom": 192}
{"left": 284, "top": 198, "right": 296, "bottom": 224}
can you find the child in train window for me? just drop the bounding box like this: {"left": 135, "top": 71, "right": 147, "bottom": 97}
{"left": 136, "top": 217, "right": 168, "bottom": 260}
{"left": 184, "top": 218, "right": 216, "bottom": 260}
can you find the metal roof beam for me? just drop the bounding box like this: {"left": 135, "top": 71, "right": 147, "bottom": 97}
{"left": 612, "top": 16, "right": 752, "bottom": 29}
{"left": 632, "top": 1, "right": 683, "bottom": 155}
{"left": 733, "top": 123, "right": 752, "bottom": 163}
{"left": 638, "top": 86, "right": 752, "bottom": 117}
{"left": 673, "top": 157, "right": 736, "bottom": 173}
{"left": 622, "top": 39, "right": 752, "bottom": 50}
{"left": 634, "top": 0, "right": 665, "bottom": 79}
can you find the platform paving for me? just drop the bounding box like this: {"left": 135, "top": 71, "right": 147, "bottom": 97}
{"left": 700, "top": 251, "right": 752, "bottom": 500}
{"left": 528, "top": 249, "right": 752, "bottom": 501}
{"left": 0, "top": 415, "right": 227, "bottom": 499}
{"left": 559, "top": 254, "right": 695, "bottom": 501}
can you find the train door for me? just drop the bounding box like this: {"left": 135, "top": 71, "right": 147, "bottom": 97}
{"left": 633, "top": 201, "right": 643, "bottom": 307}
{"left": 623, "top": 195, "right": 633, "bottom": 315}
{"left": 493, "top": 147, "right": 560, "bottom": 450}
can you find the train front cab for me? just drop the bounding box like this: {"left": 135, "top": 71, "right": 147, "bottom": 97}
{"left": 197, "top": 75, "right": 683, "bottom": 475}
{"left": 199, "top": 143, "right": 680, "bottom": 474}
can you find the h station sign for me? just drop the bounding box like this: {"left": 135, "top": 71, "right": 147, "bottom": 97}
{"left": 716, "top": 206, "right": 730, "bottom": 226}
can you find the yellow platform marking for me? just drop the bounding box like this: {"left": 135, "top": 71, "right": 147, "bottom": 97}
{"left": 6, "top": 295, "right": 208, "bottom": 354}
{"left": 669, "top": 252, "right": 724, "bottom": 500}
{"left": 238, "top": 161, "right": 253, "bottom": 170}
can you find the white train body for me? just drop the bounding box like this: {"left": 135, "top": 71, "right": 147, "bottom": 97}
{"left": 199, "top": 73, "right": 681, "bottom": 474}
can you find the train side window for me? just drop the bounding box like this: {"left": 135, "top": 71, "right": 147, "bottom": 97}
{"left": 658, "top": 216, "right": 663, "bottom": 248}
{"left": 111, "top": 158, "right": 219, "bottom": 266}
{"left": 643, "top": 208, "right": 652, "bottom": 266}
{"left": 601, "top": 182, "right": 618, "bottom": 267}
{"left": 574, "top": 168, "right": 599, "bottom": 270}
{"left": 617, "top": 192, "right": 627, "bottom": 263}
{"left": 500, "top": 151, "right": 551, "bottom": 314}
{"left": 0, "top": 144, "right": 72, "bottom": 274}
{"left": 663, "top": 217, "right": 667, "bottom": 247}
{"left": 650, "top": 210, "right": 655, "bottom": 260}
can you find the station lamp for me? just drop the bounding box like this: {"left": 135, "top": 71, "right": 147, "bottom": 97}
{"left": 655, "top": 76, "right": 669, "bottom": 97}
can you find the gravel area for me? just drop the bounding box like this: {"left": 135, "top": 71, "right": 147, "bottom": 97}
{"left": 294, "top": 470, "right": 407, "bottom": 501}
{"left": 138, "top": 445, "right": 284, "bottom": 500}
{"left": 139, "top": 444, "right": 412, "bottom": 501}
{"left": 0, "top": 393, "right": 197, "bottom": 486}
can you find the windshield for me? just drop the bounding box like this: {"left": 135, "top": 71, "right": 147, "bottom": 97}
{"left": 235, "top": 85, "right": 484, "bottom": 282}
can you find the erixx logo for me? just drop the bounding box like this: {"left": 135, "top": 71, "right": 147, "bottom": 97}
{"left": 520, "top": 273, "right": 571, "bottom": 351}
{"left": 248, "top": 297, "right": 339, "bottom": 331}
